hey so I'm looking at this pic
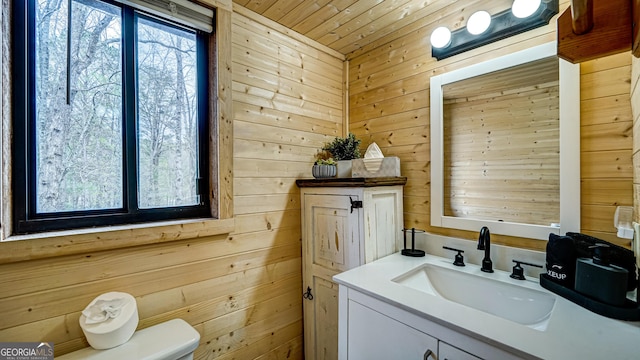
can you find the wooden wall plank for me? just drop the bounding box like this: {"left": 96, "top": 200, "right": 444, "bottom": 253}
{"left": 581, "top": 150, "right": 633, "bottom": 179}
{"left": 349, "top": 91, "right": 428, "bottom": 124}
{"left": 234, "top": 139, "right": 319, "bottom": 163}
{"left": 232, "top": 12, "right": 344, "bottom": 78}
{"left": 217, "top": 8, "right": 235, "bottom": 219}
{"left": 582, "top": 179, "right": 633, "bottom": 206}
{"left": 213, "top": 322, "right": 303, "bottom": 360}
{"left": 253, "top": 335, "right": 304, "bottom": 360}
{"left": 198, "top": 295, "right": 302, "bottom": 358}
{"left": 349, "top": 73, "right": 429, "bottom": 108}
{"left": 233, "top": 82, "right": 343, "bottom": 121}
{"left": 234, "top": 121, "right": 330, "bottom": 148}
{"left": 231, "top": 42, "right": 343, "bottom": 97}
{"left": 233, "top": 101, "right": 341, "bottom": 135}
{"left": 234, "top": 177, "right": 301, "bottom": 195}
{"left": 233, "top": 62, "right": 343, "bottom": 110}
{"left": 581, "top": 66, "right": 632, "bottom": 100}
{"left": 581, "top": 95, "right": 633, "bottom": 126}
{"left": 234, "top": 210, "right": 301, "bottom": 233}
{"left": 235, "top": 194, "right": 301, "bottom": 214}
{"left": 234, "top": 158, "right": 312, "bottom": 178}
{"left": 581, "top": 122, "right": 632, "bottom": 152}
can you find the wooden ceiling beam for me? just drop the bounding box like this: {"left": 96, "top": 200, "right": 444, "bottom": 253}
{"left": 557, "top": 0, "right": 632, "bottom": 63}
{"left": 570, "top": 0, "right": 593, "bottom": 35}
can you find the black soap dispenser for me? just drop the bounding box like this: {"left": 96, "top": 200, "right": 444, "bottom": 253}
{"left": 575, "top": 243, "right": 629, "bottom": 306}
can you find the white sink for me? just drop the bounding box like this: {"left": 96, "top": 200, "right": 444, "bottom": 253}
{"left": 393, "top": 263, "right": 555, "bottom": 330}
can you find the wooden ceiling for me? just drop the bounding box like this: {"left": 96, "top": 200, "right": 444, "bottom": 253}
{"left": 233, "top": 0, "right": 514, "bottom": 56}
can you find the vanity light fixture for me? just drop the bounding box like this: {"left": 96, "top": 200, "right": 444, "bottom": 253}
{"left": 512, "top": 0, "right": 542, "bottom": 18}
{"left": 430, "top": 26, "right": 452, "bottom": 48}
{"left": 430, "top": 0, "right": 558, "bottom": 60}
{"left": 467, "top": 11, "right": 492, "bottom": 35}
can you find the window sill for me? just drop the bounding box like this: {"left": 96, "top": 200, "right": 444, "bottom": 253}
{"left": 0, "top": 217, "right": 235, "bottom": 264}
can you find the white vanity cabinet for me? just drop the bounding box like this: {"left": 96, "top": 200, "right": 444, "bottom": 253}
{"left": 347, "top": 300, "right": 438, "bottom": 360}
{"left": 338, "top": 286, "right": 526, "bottom": 360}
{"left": 296, "top": 177, "right": 406, "bottom": 360}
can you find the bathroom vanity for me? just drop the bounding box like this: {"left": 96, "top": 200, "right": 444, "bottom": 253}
{"left": 334, "top": 246, "right": 640, "bottom": 360}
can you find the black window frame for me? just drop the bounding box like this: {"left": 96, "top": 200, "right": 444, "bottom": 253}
{"left": 12, "top": 0, "right": 212, "bottom": 235}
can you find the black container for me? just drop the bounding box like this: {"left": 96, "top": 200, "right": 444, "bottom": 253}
{"left": 574, "top": 244, "right": 628, "bottom": 307}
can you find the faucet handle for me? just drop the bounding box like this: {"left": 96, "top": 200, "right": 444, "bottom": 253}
{"left": 443, "top": 246, "right": 465, "bottom": 266}
{"left": 510, "top": 260, "right": 543, "bottom": 280}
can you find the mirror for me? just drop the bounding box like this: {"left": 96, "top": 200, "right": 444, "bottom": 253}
{"left": 430, "top": 42, "right": 580, "bottom": 240}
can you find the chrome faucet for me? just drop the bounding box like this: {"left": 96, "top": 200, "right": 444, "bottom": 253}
{"left": 477, "top": 226, "right": 493, "bottom": 273}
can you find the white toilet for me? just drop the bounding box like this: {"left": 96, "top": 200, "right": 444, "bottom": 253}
{"left": 57, "top": 319, "right": 200, "bottom": 360}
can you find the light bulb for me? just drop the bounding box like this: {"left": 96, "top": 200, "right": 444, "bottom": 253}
{"left": 430, "top": 27, "right": 452, "bottom": 48}
{"left": 467, "top": 11, "right": 491, "bottom": 35}
{"left": 512, "top": 0, "right": 542, "bottom": 18}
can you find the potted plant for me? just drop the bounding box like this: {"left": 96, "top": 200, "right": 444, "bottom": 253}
{"left": 312, "top": 152, "right": 337, "bottom": 178}
{"left": 322, "top": 133, "right": 361, "bottom": 178}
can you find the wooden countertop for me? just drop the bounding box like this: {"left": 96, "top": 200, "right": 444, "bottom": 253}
{"left": 295, "top": 176, "right": 407, "bottom": 188}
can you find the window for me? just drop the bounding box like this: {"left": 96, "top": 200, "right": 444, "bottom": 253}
{"left": 12, "top": 0, "right": 215, "bottom": 234}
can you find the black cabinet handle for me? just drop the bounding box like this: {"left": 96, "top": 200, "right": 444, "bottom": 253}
{"left": 424, "top": 349, "right": 438, "bottom": 360}
{"left": 303, "top": 286, "right": 313, "bottom": 300}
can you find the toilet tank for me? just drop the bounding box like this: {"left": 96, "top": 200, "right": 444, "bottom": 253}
{"left": 57, "top": 319, "right": 200, "bottom": 360}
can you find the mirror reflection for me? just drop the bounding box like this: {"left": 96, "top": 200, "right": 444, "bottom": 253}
{"left": 442, "top": 57, "right": 560, "bottom": 227}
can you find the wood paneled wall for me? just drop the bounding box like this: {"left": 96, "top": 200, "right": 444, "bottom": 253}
{"left": 226, "top": 5, "right": 344, "bottom": 359}
{"left": 348, "top": 0, "right": 634, "bottom": 250}
{"left": 580, "top": 53, "right": 634, "bottom": 246}
{"left": 0, "top": 4, "right": 344, "bottom": 360}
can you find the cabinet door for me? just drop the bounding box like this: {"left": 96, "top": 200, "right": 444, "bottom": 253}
{"left": 303, "top": 194, "right": 361, "bottom": 274}
{"left": 362, "top": 187, "right": 403, "bottom": 263}
{"left": 347, "top": 300, "right": 438, "bottom": 360}
{"left": 439, "top": 342, "right": 483, "bottom": 360}
{"left": 303, "top": 194, "right": 361, "bottom": 360}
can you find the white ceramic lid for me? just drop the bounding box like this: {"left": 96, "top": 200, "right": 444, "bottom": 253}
{"left": 58, "top": 319, "right": 200, "bottom": 360}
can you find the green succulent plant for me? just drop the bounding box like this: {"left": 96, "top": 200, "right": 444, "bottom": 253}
{"left": 322, "top": 133, "right": 361, "bottom": 161}
{"left": 314, "top": 158, "right": 337, "bottom": 165}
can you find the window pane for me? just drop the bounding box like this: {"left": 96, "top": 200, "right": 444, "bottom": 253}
{"left": 35, "top": 0, "right": 123, "bottom": 213}
{"left": 137, "top": 17, "right": 200, "bottom": 209}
